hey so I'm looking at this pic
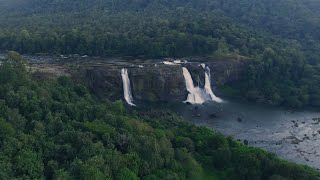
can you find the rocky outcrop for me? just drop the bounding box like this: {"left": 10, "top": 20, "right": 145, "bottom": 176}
{"left": 130, "top": 65, "right": 186, "bottom": 102}
{"left": 207, "top": 59, "right": 246, "bottom": 86}
{"left": 28, "top": 56, "right": 247, "bottom": 103}
{"left": 84, "top": 65, "right": 123, "bottom": 101}
{"left": 184, "top": 57, "right": 247, "bottom": 86}
{"left": 30, "top": 64, "right": 70, "bottom": 79}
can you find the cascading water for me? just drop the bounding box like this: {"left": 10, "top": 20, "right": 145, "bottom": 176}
{"left": 121, "top": 68, "right": 136, "bottom": 106}
{"left": 204, "top": 66, "right": 223, "bottom": 103}
{"left": 182, "top": 67, "right": 206, "bottom": 104}
{"left": 182, "top": 65, "right": 222, "bottom": 104}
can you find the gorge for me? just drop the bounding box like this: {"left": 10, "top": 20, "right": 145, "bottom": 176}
{"left": 2, "top": 53, "right": 320, "bottom": 170}
{"left": 1, "top": 0, "right": 320, "bottom": 178}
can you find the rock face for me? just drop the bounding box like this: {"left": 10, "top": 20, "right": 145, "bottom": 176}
{"left": 85, "top": 65, "right": 123, "bottom": 101}
{"left": 185, "top": 57, "right": 247, "bottom": 86}
{"left": 74, "top": 64, "right": 186, "bottom": 102}
{"left": 208, "top": 59, "right": 246, "bottom": 86}
{"left": 130, "top": 65, "right": 186, "bottom": 102}
{"left": 28, "top": 56, "right": 247, "bottom": 103}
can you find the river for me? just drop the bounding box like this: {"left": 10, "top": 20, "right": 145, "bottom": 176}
{"left": 180, "top": 100, "right": 320, "bottom": 170}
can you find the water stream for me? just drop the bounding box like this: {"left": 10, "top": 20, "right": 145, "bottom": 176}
{"left": 182, "top": 66, "right": 222, "bottom": 104}
{"left": 182, "top": 67, "right": 206, "bottom": 104}
{"left": 204, "top": 65, "right": 223, "bottom": 103}
{"left": 121, "top": 68, "right": 136, "bottom": 106}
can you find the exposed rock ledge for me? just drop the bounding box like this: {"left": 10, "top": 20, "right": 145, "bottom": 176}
{"left": 28, "top": 56, "right": 247, "bottom": 102}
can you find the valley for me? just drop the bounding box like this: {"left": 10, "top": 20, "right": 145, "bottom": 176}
{"left": 3, "top": 53, "right": 320, "bottom": 172}
{"left": 1, "top": 0, "right": 320, "bottom": 178}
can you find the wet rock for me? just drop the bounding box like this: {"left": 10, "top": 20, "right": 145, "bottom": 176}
{"left": 196, "top": 114, "right": 201, "bottom": 117}
{"left": 312, "top": 117, "right": 320, "bottom": 121}
{"left": 312, "top": 117, "right": 320, "bottom": 125}
{"left": 302, "top": 136, "right": 310, "bottom": 140}
{"left": 286, "top": 136, "right": 302, "bottom": 144}
{"left": 209, "top": 113, "right": 217, "bottom": 118}
{"left": 243, "top": 140, "right": 249, "bottom": 145}
{"left": 185, "top": 102, "right": 192, "bottom": 105}
{"left": 291, "top": 139, "right": 301, "bottom": 144}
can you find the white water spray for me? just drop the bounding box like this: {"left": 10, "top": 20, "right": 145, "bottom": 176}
{"left": 163, "top": 61, "right": 176, "bottom": 65}
{"left": 121, "top": 68, "right": 136, "bottom": 106}
{"left": 182, "top": 67, "right": 206, "bottom": 104}
{"left": 182, "top": 65, "right": 222, "bottom": 104}
{"left": 204, "top": 66, "right": 223, "bottom": 103}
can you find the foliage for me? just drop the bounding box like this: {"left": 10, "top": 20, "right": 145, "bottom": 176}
{"left": 0, "top": 55, "right": 318, "bottom": 179}
{"left": 1, "top": 0, "right": 320, "bottom": 107}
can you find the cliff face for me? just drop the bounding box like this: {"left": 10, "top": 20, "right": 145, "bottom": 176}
{"left": 85, "top": 65, "right": 123, "bottom": 101}
{"left": 70, "top": 64, "right": 186, "bottom": 102}
{"left": 184, "top": 58, "right": 247, "bottom": 86}
{"left": 208, "top": 59, "right": 246, "bottom": 86}
{"left": 29, "top": 57, "right": 247, "bottom": 103}
{"left": 130, "top": 65, "right": 186, "bottom": 102}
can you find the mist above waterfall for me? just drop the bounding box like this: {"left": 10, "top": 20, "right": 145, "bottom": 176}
{"left": 182, "top": 65, "right": 222, "bottom": 104}
{"left": 121, "top": 68, "right": 136, "bottom": 106}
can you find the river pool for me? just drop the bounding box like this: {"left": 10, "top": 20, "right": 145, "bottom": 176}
{"left": 180, "top": 100, "right": 320, "bottom": 170}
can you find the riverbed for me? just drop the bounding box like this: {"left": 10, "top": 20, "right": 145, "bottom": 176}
{"left": 180, "top": 100, "right": 320, "bottom": 170}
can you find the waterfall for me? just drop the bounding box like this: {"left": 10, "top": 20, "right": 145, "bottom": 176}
{"left": 121, "top": 68, "right": 136, "bottom": 106}
{"left": 182, "top": 67, "right": 206, "bottom": 104}
{"left": 204, "top": 66, "right": 223, "bottom": 103}
{"left": 182, "top": 66, "right": 222, "bottom": 104}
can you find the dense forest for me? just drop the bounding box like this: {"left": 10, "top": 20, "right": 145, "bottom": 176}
{"left": 0, "top": 51, "right": 319, "bottom": 179}
{"left": 1, "top": 0, "right": 320, "bottom": 108}
{"left": 1, "top": 1, "right": 320, "bottom": 179}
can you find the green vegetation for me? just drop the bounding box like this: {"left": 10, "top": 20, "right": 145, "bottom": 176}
{"left": 0, "top": 52, "right": 319, "bottom": 179}
{"left": 1, "top": 0, "right": 320, "bottom": 107}
{"left": 1, "top": 1, "right": 320, "bottom": 178}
